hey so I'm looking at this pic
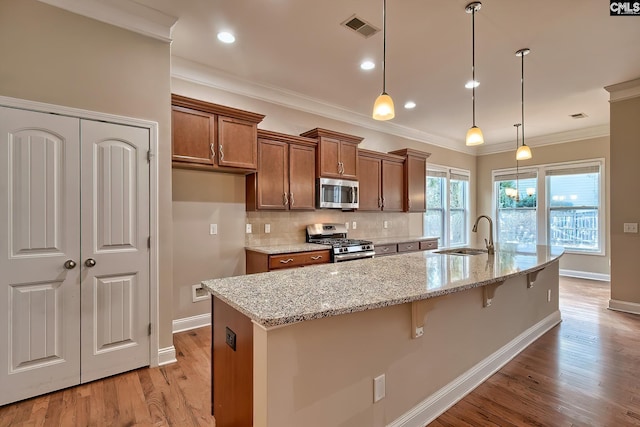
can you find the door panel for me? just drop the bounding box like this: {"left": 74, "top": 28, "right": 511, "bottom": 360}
{"left": 0, "top": 107, "right": 81, "bottom": 405}
{"left": 80, "top": 120, "right": 150, "bottom": 383}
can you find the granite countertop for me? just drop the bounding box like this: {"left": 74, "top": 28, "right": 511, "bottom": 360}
{"left": 371, "top": 236, "right": 439, "bottom": 245}
{"left": 203, "top": 244, "right": 564, "bottom": 328}
{"left": 245, "top": 243, "right": 330, "bottom": 255}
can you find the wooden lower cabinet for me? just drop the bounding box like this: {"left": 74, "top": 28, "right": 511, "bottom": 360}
{"left": 374, "top": 244, "right": 398, "bottom": 256}
{"left": 212, "top": 297, "right": 253, "bottom": 425}
{"left": 246, "top": 249, "right": 331, "bottom": 274}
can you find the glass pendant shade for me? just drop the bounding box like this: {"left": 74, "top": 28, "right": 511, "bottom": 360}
{"left": 466, "top": 125, "right": 484, "bottom": 146}
{"left": 373, "top": 92, "right": 395, "bottom": 120}
{"left": 516, "top": 144, "right": 532, "bottom": 160}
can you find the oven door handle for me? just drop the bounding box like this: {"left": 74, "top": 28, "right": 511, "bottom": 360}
{"left": 333, "top": 251, "right": 376, "bottom": 262}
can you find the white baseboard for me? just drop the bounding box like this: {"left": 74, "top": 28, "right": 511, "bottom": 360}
{"left": 608, "top": 299, "right": 640, "bottom": 315}
{"left": 559, "top": 269, "right": 610, "bottom": 282}
{"left": 388, "top": 310, "right": 562, "bottom": 427}
{"left": 157, "top": 346, "right": 177, "bottom": 366}
{"left": 172, "top": 313, "right": 211, "bottom": 334}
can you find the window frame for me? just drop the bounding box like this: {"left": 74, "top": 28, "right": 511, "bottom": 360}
{"left": 492, "top": 168, "right": 539, "bottom": 247}
{"left": 425, "top": 164, "right": 470, "bottom": 248}
{"left": 491, "top": 158, "right": 605, "bottom": 256}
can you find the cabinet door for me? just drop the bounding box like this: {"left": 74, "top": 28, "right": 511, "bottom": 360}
{"left": 358, "top": 156, "right": 382, "bottom": 211}
{"left": 217, "top": 116, "right": 258, "bottom": 170}
{"left": 289, "top": 143, "right": 316, "bottom": 210}
{"left": 407, "top": 156, "right": 426, "bottom": 212}
{"left": 257, "top": 140, "right": 288, "bottom": 210}
{"left": 318, "top": 137, "right": 341, "bottom": 178}
{"left": 339, "top": 141, "right": 358, "bottom": 179}
{"left": 382, "top": 160, "right": 404, "bottom": 212}
{"left": 172, "top": 106, "right": 215, "bottom": 165}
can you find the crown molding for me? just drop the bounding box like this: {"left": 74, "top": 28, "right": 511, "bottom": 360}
{"left": 37, "top": 0, "right": 177, "bottom": 42}
{"left": 170, "top": 56, "right": 475, "bottom": 156}
{"left": 476, "top": 124, "right": 610, "bottom": 156}
{"left": 605, "top": 77, "right": 640, "bottom": 102}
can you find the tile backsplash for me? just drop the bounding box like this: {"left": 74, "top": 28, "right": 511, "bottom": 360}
{"left": 245, "top": 211, "right": 417, "bottom": 246}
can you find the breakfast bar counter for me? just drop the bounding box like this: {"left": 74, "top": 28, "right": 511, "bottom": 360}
{"left": 203, "top": 245, "right": 563, "bottom": 427}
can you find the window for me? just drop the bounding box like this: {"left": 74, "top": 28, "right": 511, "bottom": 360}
{"left": 494, "top": 170, "right": 538, "bottom": 247}
{"left": 425, "top": 167, "right": 469, "bottom": 247}
{"left": 546, "top": 163, "right": 602, "bottom": 253}
{"left": 492, "top": 159, "right": 604, "bottom": 255}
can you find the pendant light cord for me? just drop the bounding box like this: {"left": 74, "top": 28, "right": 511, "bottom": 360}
{"left": 521, "top": 53, "right": 525, "bottom": 147}
{"left": 471, "top": 7, "right": 476, "bottom": 126}
{"left": 382, "top": 0, "right": 387, "bottom": 94}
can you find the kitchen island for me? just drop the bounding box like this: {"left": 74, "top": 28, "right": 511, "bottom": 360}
{"left": 203, "top": 244, "right": 563, "bottom": 427}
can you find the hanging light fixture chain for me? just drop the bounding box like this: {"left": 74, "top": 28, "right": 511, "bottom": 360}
{"left": 521, "top": 52, "right": 525, "bottom": 147}
{"left": 382, "top": 0, "right": 387, "bottom": 94}
{"left": 471, "top": 5, "right": 476, "bottom": 126}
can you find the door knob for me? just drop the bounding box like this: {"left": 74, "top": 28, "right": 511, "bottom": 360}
{"left": 85, "top": 258, "right": 96, "bottom": 267}
{"left": 64, "top": 260, "right": 77, "bottom": 269}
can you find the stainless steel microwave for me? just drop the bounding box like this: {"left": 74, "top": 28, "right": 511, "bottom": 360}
{"left": 317, "top": 177, "right": 359, "bottom": 209}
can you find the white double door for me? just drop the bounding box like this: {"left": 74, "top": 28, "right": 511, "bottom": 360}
{"left": 0, "top": 107, "right": 150, "bottom": 405}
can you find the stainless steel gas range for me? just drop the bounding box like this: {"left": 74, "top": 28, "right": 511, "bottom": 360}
{"left": 306, "top": 223, "right": 375, "bottom": 263}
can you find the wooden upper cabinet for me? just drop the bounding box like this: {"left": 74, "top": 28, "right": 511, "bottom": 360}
{"left": 171, "top": 106, "right": 215, "bottom": 165}
{"left": 171, "top": 94, "right": 265, "bottom": 173}
{"left": 358, "top": 149, "right": 404, "bottom": 212}
{"left": 300, "top": 128, "right": 363, "bottom": 180}
{"left": 246, "top": 130, "right": 317, "bottom": 211}
{"left": 389, "top": 148, "right": 431, "bottom": 212}
{"left": 358, "top": 154, "right": 382, "bottom": 211}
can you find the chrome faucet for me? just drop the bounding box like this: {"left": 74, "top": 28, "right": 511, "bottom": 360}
{"left": 472, "top": 215, "right": 495, "bottom": 255}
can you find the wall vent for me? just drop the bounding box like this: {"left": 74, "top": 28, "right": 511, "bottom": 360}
{"left": 341, "top": 15, "right": 379, "bottom": 38}
{"left": 570, "top": 112, "right": 588, "bottom": 119}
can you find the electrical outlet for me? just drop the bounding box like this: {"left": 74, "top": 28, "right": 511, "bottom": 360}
{"left": 265, "top": 223, "right": 271, "bottom": 233}
{"left": 246, "top": 224, "right": 252, "bottom": 234}
{"left": 225, "top": 327, "right": 236, "bottom": 351}
{"left": 623, "top": 223, "right": 638, "bottom": 233}
{"left": 383, "top": 220, "right": 389, "bottom": 229}
{"left": 192, "top": 284, "right": 210, "bottom": 302}
{"left": 209, "top": 224, "right": 217, "bottom": 235}
{"left": 547, "top": 289, "right": 552, "bottom": 302}
{"left": 352, "top": 221, "right": 357, "bottom": 230}
{"left": 373, "top": 374, "right": 386, "bottom": 402}
{"left": 415, "top": 326, "right": 424, "bottom": 338}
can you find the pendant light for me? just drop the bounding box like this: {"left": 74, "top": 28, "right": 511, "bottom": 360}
{"left": 465, "top": 2, "right": 484, "bottom": 146}
{"left": 372, "top": 0, "right": 395, "bottom": 120}
{"left": 515, "top": 48, "right": 532, "bottom": 160}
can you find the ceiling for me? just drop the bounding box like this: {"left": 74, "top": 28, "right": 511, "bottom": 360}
{"left": 57, "top": 0, "right": 640, "bottom": 153}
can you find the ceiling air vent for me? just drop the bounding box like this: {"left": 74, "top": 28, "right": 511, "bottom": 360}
{"left": 570, "top": 113, "right": 588, "bottom": 119}
{"left": 341, "top": 15, "right": 380, "bottom": 38}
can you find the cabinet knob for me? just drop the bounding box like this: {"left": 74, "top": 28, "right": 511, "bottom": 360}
{"left": 63, "top": 260, "right": 76, "bottom": 269}
{"left": 85, "top": 258, "right": 97, "bottom": 267}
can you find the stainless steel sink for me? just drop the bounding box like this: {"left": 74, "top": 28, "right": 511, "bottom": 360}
{"left": 435, "top": 248, "right": 488, "bottom": 256}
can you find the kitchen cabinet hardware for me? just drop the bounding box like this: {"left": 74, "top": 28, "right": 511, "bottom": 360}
{"left": 290, "top": 192, "right": 295, "bottom": 206}
{"left": 210, "top": 143, "right": 215, "bottom": 158}
{"left": 219, "top": 144, "right": 224, "bottom": 161}
{"left": 280, "top": 258, "right": 294, "bottom": 264}
{"left": 310, "top": 255, "right": 323, "bottom": 260}
{"left": 283, "top": 192, "right": 288, "bottom": 206}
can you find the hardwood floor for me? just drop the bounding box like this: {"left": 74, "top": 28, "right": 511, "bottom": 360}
{"left": 0, "top": 277, "right": 638, "bottom": 426}
{"left": 0, "top": 328, "right": 216, "bottom": 427}
{"left": 431, "top": 277, "right": 640, "bottom": 426}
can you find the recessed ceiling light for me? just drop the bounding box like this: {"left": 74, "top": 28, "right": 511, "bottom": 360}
{"left": 404, "top": 101, "right": 416, "bottom": 109}
{"left": 217, "top": 31, "right": 235, "bottom": 44}
{"left": 465, "top": 80, "right": 480, "bottom": 89}
{"left": 360, "top": 61, "right": 375, "bottom": 70}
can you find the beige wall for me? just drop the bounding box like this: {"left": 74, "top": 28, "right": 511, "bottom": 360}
{"left": 477, "top": 136, "right": 610, "bottom": 276}
{"left": 170, "top": 77, "right": 477, "bottom": 321}
{"left": 610, "top": 94, "right": 640, "bottom": 304}
{"left": 254, "top": 262, "right": 559, "bottom": 426}
{"left": 0, "top": 0, "right": 174, "bottom": 349}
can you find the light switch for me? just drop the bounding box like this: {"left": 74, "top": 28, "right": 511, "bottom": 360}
{"left": 246, "top": 224, "right": 252, "bottom": 234}
{"left": 265, "top": 224, "right": 271, "bottom": 233}
{"left": 352, "top": 221, "right": 357, "bottom": 230}
{"left": 209, "top": 224, "right": 217, "bottom": 235}
{"left": 623, "top": 223, "right": 638, "bottom": 233}
{"left": 383, "top": 221, "right": 389, "bottom": 229}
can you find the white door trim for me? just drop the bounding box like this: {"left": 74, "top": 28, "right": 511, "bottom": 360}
{"left": 0, "top": 95, "right": 161, "bottom": 367}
